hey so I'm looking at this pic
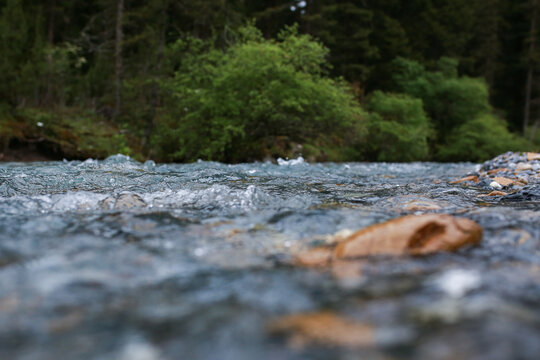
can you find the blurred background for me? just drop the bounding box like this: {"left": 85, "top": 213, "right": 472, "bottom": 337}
{"left": 1, "top": 0, "right": 539, "bottom": 163}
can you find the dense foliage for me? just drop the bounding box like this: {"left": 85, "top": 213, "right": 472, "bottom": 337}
{"left": 0, "top": 0, "right": 538, "bottom": 162}
{"left": 391, "top": 57, "right": 523, "bottom": 160}
{"left": 365, "top": 91, "right": 431, "bottom": 162}
{"left": 152, "top": 26, "right": 364, "bottom": 162}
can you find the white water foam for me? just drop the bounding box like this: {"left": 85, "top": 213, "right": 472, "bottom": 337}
{"left": 277, "top": 156, "right": 305, "bottom": 166}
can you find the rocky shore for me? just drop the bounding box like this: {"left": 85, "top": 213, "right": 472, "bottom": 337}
{"left": 451, "top": 151, "right": 540, "bottom": 200}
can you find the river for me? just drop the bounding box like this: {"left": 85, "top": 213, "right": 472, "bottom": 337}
{"left": 0, "top": 155, "right": 539, "bottom": 359}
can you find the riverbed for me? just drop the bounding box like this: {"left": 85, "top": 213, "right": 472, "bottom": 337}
{"left": 0, "top": 155, "right": 539, "bottom": 359}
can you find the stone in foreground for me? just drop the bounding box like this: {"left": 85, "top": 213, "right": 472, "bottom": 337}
{"left": 268, "top": 312, "right": 374, "bottom": 349}
{"left": 334, "top": 214, "right": 482, "bottom": 257}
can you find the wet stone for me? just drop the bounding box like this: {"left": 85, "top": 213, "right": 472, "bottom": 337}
{"left": 485, "top": 191, "right": 507, "bottom": 197}
{"left": 115, "top": 193, "right": 146, "bottom": 209}
{"left": 295, "top": 214, "right": 482, "bottom": 264}
{"left": 99, "top": 193, "right": 146, "bottom": 210}
{"left": 450, "top": 175, "right": 479, "bottom": 184}
{"left": 492, "top": 177, "right": 514, "bottom": 187}
{"left": 452, "top": 152, "right": 540, "bottom": 198}
{"left": 502, "top": 185, "right": 540, "bottom": 202}
{"left": 268, "top": 312, "right": 375, "bottom": 349}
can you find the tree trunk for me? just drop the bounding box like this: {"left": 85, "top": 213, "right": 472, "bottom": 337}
{"left": 531, "top": 118, "right": 539, "bottom": 141}
{"left": 44, "top": 0, "right": 56, "bottom": 106}
{"left": 114, "top": 0, "right": 124, "bottom": 120}
{"left": 142, "top": 4, "right": 166, "bottom": 156}
{"left": 524, "top": 0, "right": 538, "bottom": 136}
{"left": 481, "top": 0, "right": 499, "bottom": 91}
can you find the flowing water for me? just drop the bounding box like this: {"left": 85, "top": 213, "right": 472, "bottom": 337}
{"left": 0, "top": 155, "right": 539, "bottom": 360}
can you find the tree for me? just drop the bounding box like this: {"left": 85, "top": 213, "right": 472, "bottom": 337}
{"left": 112, "top": 0, "right": 123, "bottom": 119}
{"left": 302, "top": 1, "right": 378, "bottom": 85}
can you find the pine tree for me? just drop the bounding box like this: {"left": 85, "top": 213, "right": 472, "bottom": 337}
{"left": 302, "top": 1, "right": 378, "bottom": 84}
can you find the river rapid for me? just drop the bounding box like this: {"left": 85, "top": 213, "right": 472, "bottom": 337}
{"left": 0, "top": 155, "right": 539, "bottom": 360}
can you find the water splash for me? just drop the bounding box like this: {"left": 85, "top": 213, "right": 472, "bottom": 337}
{"left": 277, "top": 156, "right": 305, "bottom": 166}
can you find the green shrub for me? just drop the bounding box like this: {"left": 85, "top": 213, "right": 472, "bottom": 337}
{"left": 365, "top": 91, "right": 431, "bottom": 161}
{"left": 152, "top": 24, "right": 365, "bottom": 162}
{"left": 436, "top": 114, "right": 529, "bottom": 161}
{"left": 393, "top": 57, "right": 490, "bottom": 140}
{"left": 390, "top": 57, "right": 531, "bottom": 161}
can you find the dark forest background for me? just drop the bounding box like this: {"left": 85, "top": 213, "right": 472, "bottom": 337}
{"left": 1, "top": 0, "right": 539, "bottom": 162}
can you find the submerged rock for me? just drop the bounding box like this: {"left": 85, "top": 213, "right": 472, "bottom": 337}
{"left": 334, "top": 214, "right": 482, "bottom": 257}
{"left": 402, "top": 200, "right": 443, "bottom": 211}
{"left": 296, "top": 214, "right": 482, "bottom": 267}
{"left": 99, "top": 193, "right": 146, "bottom": 210}
{"left": 268, "top": 312, "right": 374, "bottom": 349}
{"left": 485, "top": 191, "right": 508, "bottom": 197}
{"left": 381, "top": 196, "right": 447, "bottom": 212}
{"left": 296, "top": 247, "right": 333, "bottom": 267}
{"left": 115, "top": 193, "right": 146, "bottom": 209}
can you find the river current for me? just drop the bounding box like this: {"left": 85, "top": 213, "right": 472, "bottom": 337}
{"left": 0, "top": 155, "right": 539, "bottom": 359}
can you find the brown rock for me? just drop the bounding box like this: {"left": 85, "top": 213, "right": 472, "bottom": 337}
{"left": 487, "top": 168, "right": 511, "bottom": 175}
{"left": 492, "top": 177, "right": 514, "bottom": 187}
{"left": 48, "top": 311, "right": 84, "bottom": 333}
{"left": 383, "top": 196, "right": 448, "bottom": 212}
{"left": 0, "top": 295, "right": 19, "bottom": 312}
{"left": 402, "top": 200, "right": 442, "bottom": 211}
{"left": 450, "top": 175, "right": 479, "bottom": 184}
{"left": 331, "top": 260, "right": 364, "bottom": 280}
{"left": 99, "top": 193, "right": 146, "bottom": 210}
{"left": 515, "top": 229, "right": 532, "bottom": 245}
{"left": 268, "top": 312, "right": 374, "bottom": 349}
{"left": 516, "top": 163, "right": 533, "bottom": 172}
{"left": 486, "top": 191, "right": 507, "bottom": 196}
{"left": 334, "top": 214, "right": 482, "bottom": 258}
{"left": 526, "top": 152, "right": 540, "bottom": 161}
{"left": 324, "top": 229, "right": 355, "bottom": 245}
{"left": 295, "top": 247, "right": 333, "bottom": 267}
{"left": 98, "top": 196, "right": 116, "bottom": 210}
{"left": 114, "top": 193, "right": 146, "bottom": 209}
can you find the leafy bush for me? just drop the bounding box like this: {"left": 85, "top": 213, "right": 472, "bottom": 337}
{"left": 365, "top": 91, "right": 431, "bottom": 161}
{"left": 436, "top": 114, "right": 530, "bottom": 162}
{"left": 152, "top": 25, "right": 365, "bottom": 162}
{"left": 393, "top": 57, "right": 490, "bottom": 140}
{"left": 391, "top": 57, "right": 530, "bottom": 161}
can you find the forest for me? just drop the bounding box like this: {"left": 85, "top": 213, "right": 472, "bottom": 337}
{"left": 1, "top": 0, "right": 540, "bottom": 163}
